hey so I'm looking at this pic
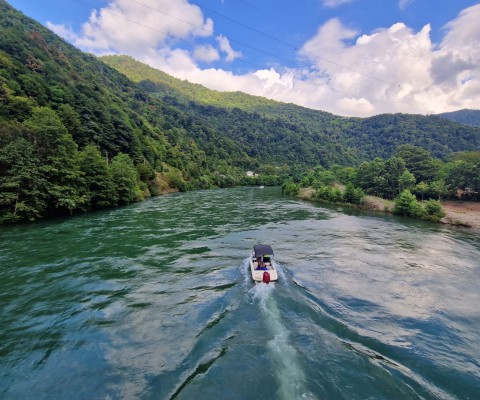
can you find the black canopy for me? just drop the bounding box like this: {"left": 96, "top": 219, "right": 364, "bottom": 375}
{"left": 253, "top": 245, "right": 274, "bottom": 257}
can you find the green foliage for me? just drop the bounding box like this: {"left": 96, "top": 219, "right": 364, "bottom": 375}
{"left": 441, "top": 159, "right": 480, "bottom": 200}
{"left": 0, "top": 137, "right": 46, "bottom": 222}
{"left": 450, "top": 151, "right": 480, "bottom": 164}
{"left": 332, "top": 165, "right": 356, "bottom": 185}
{"left": 355, "top": 158, "right": 388, "bottom": 197}
{"left": 23, "top": 107, "right": 86, "bottom": 213}
{"left": 1, "top": 1, "right": 480, "bottom": 224}
{"left": 384, "top": 157, "right": 407, "bottom": 196}
{"left": 394, "top": 190, "right": 424, "bottom": 217}
{"left": 315, "top": 185, "right": 343, "bottom": 203}
{"left": 415, "top": 181, "right": 429, "bottom": 201}
{"left": 281, "top": 180, "right": 299, "bottom": 196}
{"left": 398, "top": 170, "right": 416, "bottom": 192}
{"left": 343, "top": 184, "right": 365, "bottom": 205}
{"left": 110, "top": 153, "right": 138, "bottom": 204}
{"left": 393, "top": 190, "right": 424, "bottom": 217}
{"left": 423, "top": 199, "right": 446, "bottom": 222}
{"left": 395, "top": 145, "right": 437, "bottom": 183}
{"left": 78, "top": 144, "right": 117, "bottom": 208}
{"left": 103, "top": 55, "right": 480, "bottom": 168}
{"left": 439, "top": 109, "right": 480, "bottom": 127}
{"left": 429, "top": 179, "right": 449, "bottom": 200}
{"left": 300, "top": 166, "right": 336, "bottom": 188}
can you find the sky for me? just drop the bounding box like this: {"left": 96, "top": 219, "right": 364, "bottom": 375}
{"left": 7, "top": 0, "right": 480, "bottom": 117}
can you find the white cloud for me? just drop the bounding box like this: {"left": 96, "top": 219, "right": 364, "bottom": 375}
{"left": 216, "top": 35, "right": 242, "bottom": 62}
{"left": 49, "top": 1, "right": 480, "bottom": 117}
{"left": 294, "top": 9, "right": 480, "bottom": 115}
{"left": 337, "top": 97, "right": 375, "bottom": 115}
{"left": 46, "top": 22, "right": 79, "bottom": 42}
{"left": 193, "top": 45, "right": 220, "bottom": 63}
{"left": 49, "top": 0, "right": 213, "bottom": 55}
{"left": 323, "top": 0, "right": 354, "bottom": 8}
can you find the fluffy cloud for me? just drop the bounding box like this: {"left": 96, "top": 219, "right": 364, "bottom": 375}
{"left": 193, "top": 45, "right": 220, "bottom": 63}
{"left": 293, "top": 5, "right": 480, "bottom": 115}
{"left": 49, "top": 1, "right": 480, "bottom": 116}
{"left": 216, "top": 35, "right": 242, "bottom": 62}
{"left": 48, "top": 0, "right": 213, "bottom": 55}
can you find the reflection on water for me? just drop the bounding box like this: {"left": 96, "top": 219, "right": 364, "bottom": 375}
{"left": 1, "top": 187, "right": 479, "bottom": 399}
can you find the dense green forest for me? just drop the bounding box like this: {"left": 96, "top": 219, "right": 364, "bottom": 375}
{"left": 1, "top": 0, "right": 480, "bottom": 223}
{"left": 102, "top": 55, "right": 480, "bottom": 162}
{"left": 438, "top": 109, "right": 480, "bottom": 127}
{"left": 0, "top": 0, "right": 259, "bottom": 222}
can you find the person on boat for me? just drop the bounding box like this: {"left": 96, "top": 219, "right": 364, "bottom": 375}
{"left": 256, "top": 255, "right": 267, "bottom": 270}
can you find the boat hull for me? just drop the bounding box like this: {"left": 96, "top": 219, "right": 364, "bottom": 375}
{"left": 249, "top": 253, "right": 278, "bottom": 282}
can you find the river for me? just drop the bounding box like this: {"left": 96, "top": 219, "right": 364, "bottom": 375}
{"left": 1, "top": 187, "right": 479, "bottom": 399}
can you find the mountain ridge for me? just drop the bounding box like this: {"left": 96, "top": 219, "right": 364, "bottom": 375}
{"left": 101, "top": 54, "right": 480, "bottom": 161}
{"left": 438, "top": 109, "right": 480, "bottom": 127}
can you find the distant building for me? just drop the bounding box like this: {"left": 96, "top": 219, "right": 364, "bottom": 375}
{"left": 246, "top": 171, "right": 258, "bottom": 177}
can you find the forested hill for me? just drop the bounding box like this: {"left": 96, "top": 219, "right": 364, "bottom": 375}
{"left": 102, "top": 55, "right": 480, "bottom": 160}
{"left": 438, "top": 109, "right": 480, "bottom": 127}
{"left": 0, "top": 0, "right": 261, "bottom": 222}
{"left": 1, "top": 0, "right": 480, "bottom": 223}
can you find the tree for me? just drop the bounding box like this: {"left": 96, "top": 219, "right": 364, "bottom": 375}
{"left": 110, "top": 153, "right": 138, "bottom": 204}
{"left": 398, "top": 170, "right": 416, "bottom": 192}
{"left": 23, "top": 107, "right": 86, "bottom": 214}
{"left": 441, "top": 159, "right": 479, "bottom": 200}
{"left": 332, "top": 165, "right": 356, "bottom": 185}
{"left": 78, "top": 144, "right": 117, "bottom": 208}
{"left": 0, "top": 138, "right": 47, "bottom": 222}
{"left": 430, "top": 179, "right": 449, "bottom": 200}
{"left": 395, "top": 144, "right": 437, "bottom": 183}
{"left": 415, "top": 181, "right": 429, "bottom": 201}
{"left": 384, "top": 156, "right": 406, "bottom": 197}
{"left": 355, "top": 158, "right": 388, "bottom": 197}
{"left": 393, "top": 190, "right": 424, "bottom": 217}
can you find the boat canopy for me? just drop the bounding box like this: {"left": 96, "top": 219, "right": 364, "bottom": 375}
{"left": 253, "top": 245, "right": 274, "bottom": 257}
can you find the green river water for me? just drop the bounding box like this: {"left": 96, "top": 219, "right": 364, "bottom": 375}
{"left": 1, "top": 187, "right": 479, "bottom": 399}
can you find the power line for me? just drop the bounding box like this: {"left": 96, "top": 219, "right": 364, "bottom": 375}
{"left": 191, "top": 0, "right": 395, "bottom": 86}
{"left": 68, "top": 0, "right": 399, "bottom": 108}
{"left": 106, "top": 0, "right": 396, "bottom": 86}
{"left": 73, "top": 0, "right": 302, "bottom": 68}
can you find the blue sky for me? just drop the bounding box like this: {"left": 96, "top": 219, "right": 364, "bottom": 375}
{"left": 7, "top": 0, "right": 480, "bottom": 116}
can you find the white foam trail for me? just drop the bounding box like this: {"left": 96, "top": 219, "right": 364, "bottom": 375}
{"left": 239, "top": 258, "right": 251, "bottom": 287}
{"left": 250, "top": 283, "right": 316, "bottom": 400}
{"left": 274, "top": 261, "right": 290, "bottom": 290}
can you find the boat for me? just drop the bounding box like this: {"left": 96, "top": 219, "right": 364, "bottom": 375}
{"left": 249, "top": 244, "right": 278, "bottom": 283}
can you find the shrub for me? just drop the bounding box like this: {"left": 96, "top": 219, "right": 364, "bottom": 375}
{"left": 423, "top": 199, "right": 446, "bottom": 222}
{"left": 282, "top": 180, "right": 299, "bottom": 196}
{"left": 315, "top": 186, "right": 343, "bottom": 203}
{"left": 393, "top": 190, "right": 424, "bottom": 217}
{"left": 343, "top": 184, "right": 365, "bottom": 205}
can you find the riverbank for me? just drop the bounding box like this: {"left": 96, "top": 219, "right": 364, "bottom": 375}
{"left": 441, "top": 201, "right": 480, "bottom": 228}
{"left": 299, "top": 188, "right": 480, "bottom": 229}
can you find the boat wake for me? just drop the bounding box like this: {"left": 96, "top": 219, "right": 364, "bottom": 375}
{"left": 249, "top": 283, "right": 316, "bottom": 400}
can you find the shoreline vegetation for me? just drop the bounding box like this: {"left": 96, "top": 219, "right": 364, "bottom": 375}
{"left": 1, "top": 2, "right": 480, "bottom": 225}
{"left": 298, "top": 187, "right": 480, "bottom": 229}
{"left": 281, "top": 146, "right": 480, "bottom": 230}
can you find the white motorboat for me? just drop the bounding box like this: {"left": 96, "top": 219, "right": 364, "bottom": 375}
{"left": 249, "top": 244, "right": 278, "bottom": 283}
